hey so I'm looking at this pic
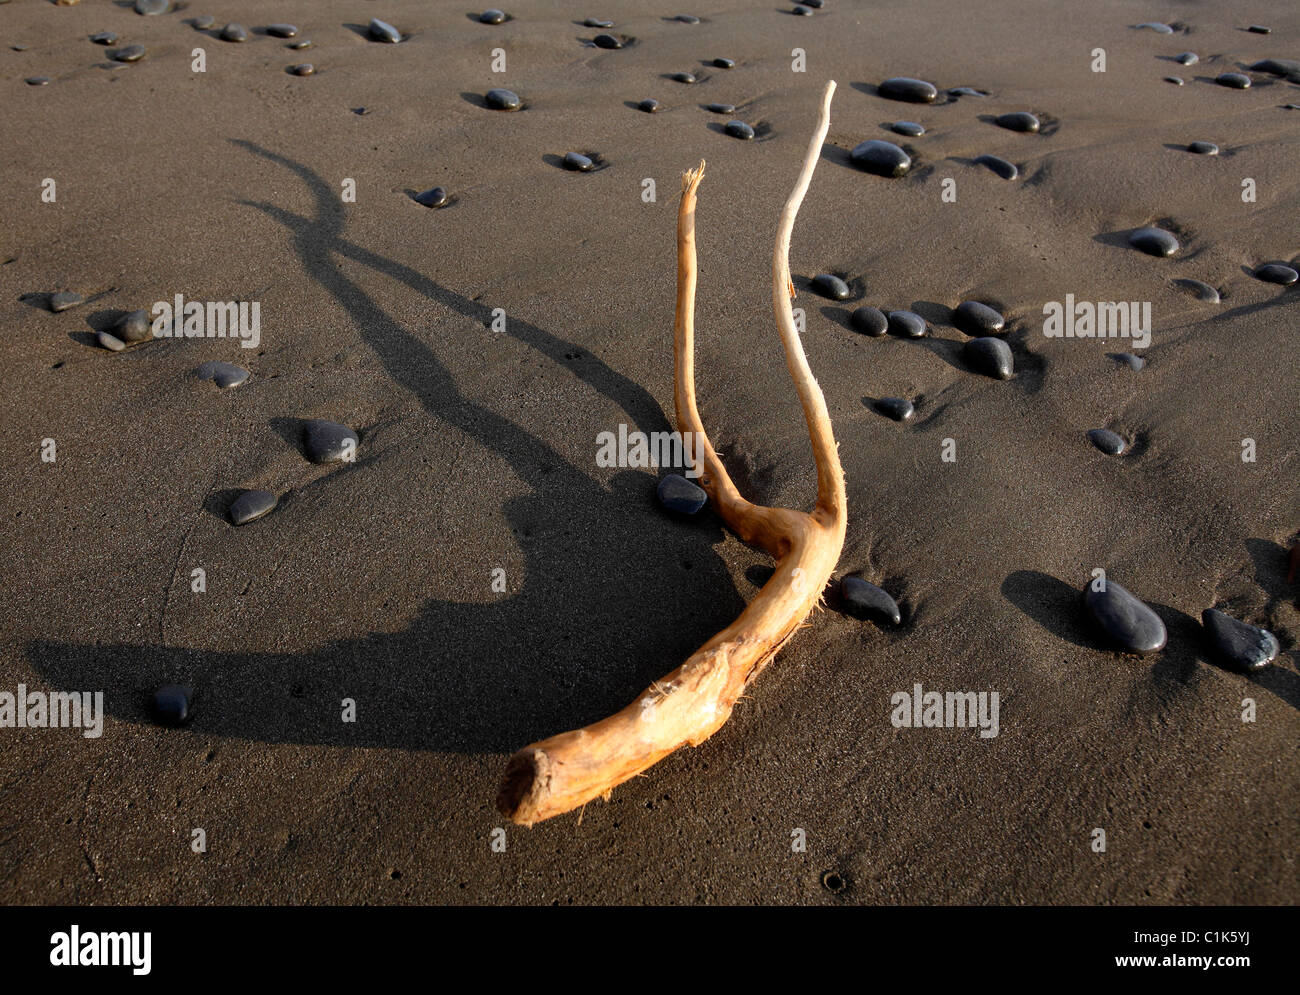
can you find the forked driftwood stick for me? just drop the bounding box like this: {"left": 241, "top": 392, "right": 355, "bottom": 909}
{"left": 497, "top": 81, "right": 846, "bottom": 826}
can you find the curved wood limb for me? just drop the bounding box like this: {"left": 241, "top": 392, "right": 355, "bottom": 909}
{"left": 497, "top": 81, "right": 846, "bottom": 826}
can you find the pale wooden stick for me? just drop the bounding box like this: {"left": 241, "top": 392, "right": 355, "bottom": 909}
{"left": 497, "top": 81, "right": 846, "bottom": 827}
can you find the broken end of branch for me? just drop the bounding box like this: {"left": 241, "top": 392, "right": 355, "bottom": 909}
{"left": 681, "top": 159, "right": 707, "bottom": 195}
{"left": 496, "top": 747, "right": 551, "bottom": 827}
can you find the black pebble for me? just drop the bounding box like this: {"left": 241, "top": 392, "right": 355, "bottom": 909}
{"left": 1202, "top": 608, "right": 1278, "bottom": 671}
{"left": 1129, "top": 227, "right": 1179, "bottom": 257}
{"left": 973, "top": 154, "right": 1017, "bottom": 179}
{"left": 995, "top": 111, "right": 1040, "bottom": 133}
{"left": 963, "top": 336, "right": 1013, "bottom": 379}
{"left": 303, "top": 420, "right": 358, "bottom": 464}
{"left": 267, "top": 24, "right": 298, "bottom": 38}
{"left": 1216, "top": 72, "right": 1251, "bottom": 89}
{"left": 1188, "top": 141, "right": 1219, "bottom": 155}
{"left": 888, "top": 310, "right": 927, "bottom": 338}
{"left": 850, "top": 306, "right": 888, "bottom": 336}
{"left": 1165, "top": 76, "right": 1184, "bottom": 86}
{"left": 1110, "top": 352, "right": 1146, "bottom": 371}
{"left": 850, "top": 139, "right": 911, "bottom": 177}
{"left": 724, "top": 120, "right": 754, "bottom": 140}
{"left": 713, "top": 57, "right": 735, "bottom": 69}
{"left": 811, "top": 274, "right": 851, "bottom": 300}
{"left": 874, "top": 397, "right": 915, "bottom": 422}
{"left": 219, "top": 23, "right": 248, "bottom": 43}
{"left": 563, "top": 151, "right": 596, "bottom": 171}
{"left": 485, "top": 88, "right": 522, "bottom": 110}
{"left": 675, "top": 14, "right": 701, "bottom": 24}
{"left": 638, "top": 98, "right": 660, "bottom": 113}
{"left": 1175, "top": 52, "right": 1198, "bottom": 65}
{"left": 1087, "top": 428, "right": 1126, "bottom": 455}
{"left": 413, "top": 186, "right": 449, "bottom": 207}
{"left": 584, "top": 18, "right": 614, "bottom": 28}
{"left": 480, "top": 9, "right": 508, "bottom": 24}
{"left": 657, "top": 474, "right": 707, "bottom": 514}
{"left": 26, "top": 77, "right": 50, "bottom": 86}
{"left": 1083, "top": 578, "right": 1167, "bottom": 654}
{"left": 1253, "top": 263, "right": 1298, "bottom": 285}
{"left": 288, "top": 63, "right": 314, "bottom": 76}
{"left": 369, "top": 18, "right": 401, "bottom": 43}
{"left": 151, "top": 685, "right": 193, "bottom": 727}
{"left": 953, "top": 300, "right": 1004, "bottom": 336}
{"left": 841, "top": 577, "right": 902, "bottom": 626}
{"left": 112, "top": 45, "right": 147, "bottom": 62}
{"left": 90, "top": 31, "right": 118, "bottom": 45}
{"left": 593, "top": 33, "right": 622, "bottom": 49}
{"left": 1246, "top": 25, "right": 1271, "bottom": 34}
{"left": 706, "top": 102, "right": 735, "bottom": 114}
{"left": 878, "top": 77, "right": 938, "bottom": 103}
{"left": 229, "top": 489, "right": 277, "bottom": 525}
{"left": 671, "top": 72, "right": 697, "bottom": 83}
{"left": 891, "top": 120, "right": 924, "bottom": 136}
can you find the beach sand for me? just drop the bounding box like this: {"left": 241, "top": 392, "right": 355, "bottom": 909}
{"left": 1, "top": 0, "right": 1297, "bottom": 903}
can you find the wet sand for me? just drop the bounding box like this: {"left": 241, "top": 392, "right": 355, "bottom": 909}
{"left": 1, "top": 0, "right": 1297, "bottom": 904}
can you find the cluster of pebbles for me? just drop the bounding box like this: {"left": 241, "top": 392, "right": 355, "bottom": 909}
{"left": 21, "top": 6, "right": 1296, "bottom": 721}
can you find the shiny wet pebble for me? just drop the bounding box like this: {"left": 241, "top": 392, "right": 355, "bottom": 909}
{"left": 151, "top": 685, "right": 193, "bottom": 726}
{"left": 891, "top": 121, "right": 924, "bottom": 136}
{"left": 888, "top": 310, "right": 927, "bottom": 338}
{"left": 811, "top": 274, "right": 851, "bottom": 300}
{"left": 1216, "top": 72, "right": 1251, "bottom": 89}
{"left": 996, "top": 111, "right": 1039, "bottom": 133}
{"left": 724, "top": 120, "right": 754, "bottom": 140}
{"left": 303, "top": 420, "right": 358, "bottom": 464}
{"left": 953, "top": 300, "right": 1004, "bottom": 336}
{"left": 1088, "top": 428, "right": 1126, "bottom": 455}
{"left": 1202, "top": 609, "right": 1278, "bottom": 671}
{"left": 485, "top": 88, "right": 521, "bottom": 110}
{"left": 850, "top": 139, "right": 911, "bottom": 177}
{"left": 1083, "top": 578, "right": 1167, "bottom": 654}
{"left": 1253, "top": 263, "right": 1298, "bottom": 285}
{"left": 973, "top": 154, "right": 1017, "bottom": 179}
{"left": 369, "top": 18, "right": 401, "bottom": 43}
{"left": 963, "top": 336, "right": 1013, "bottom": 379}
{"left": 850, "top": 306, "right": 888, "bottom": 336}
{"left": 219, "top": 23, "right": 248, "bottom": 42}
{"left": 874, "top": 397, "right": 915, "bottom": 422}
{"left": 878, "top": 77, "right": 938, "bottom": 103}
{"left": 841, "top": 577, "right": 901, "bottom": 626}
{"left": 413, "top": 186, "right": 449, "bottom": 207}
{"left": 1129, "top": 227, "right": 1179, "bottom": 257}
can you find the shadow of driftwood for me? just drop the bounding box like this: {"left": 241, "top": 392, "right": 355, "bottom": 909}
{"left": 26, "top": 142, "right": 749, "bottom": 755}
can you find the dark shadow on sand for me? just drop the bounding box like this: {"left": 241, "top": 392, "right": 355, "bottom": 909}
{"left": 26, "top": 141, "right": 751, "bottom": 756}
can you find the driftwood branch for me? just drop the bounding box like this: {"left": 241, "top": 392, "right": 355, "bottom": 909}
{"left": 497, "top": 81, "right": 846, "bottom": 826}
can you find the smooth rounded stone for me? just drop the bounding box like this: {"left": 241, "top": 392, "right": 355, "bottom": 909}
{"left": 963, "top": 336, "right": 1013, "bottom": 379}
{"left": 1287, "top": 105, "right": 1300, "bottom": 111}
{"left": 584, "top": 18, "right": 614, "bottom": 29}
{"left": 134, "top": 0, "right": 170, "bottom": 14}
{"left": 724, "top": 120, "right": 755, "bottom": 140}
{"left": 49, "top": 291, "right": 84, "bottom": 312}
{"left": 219, "top": 23, "right": 248, "bottom": 43}
{"left": 1136, "top": 22, "right": 1174, "bottom": 34}
{"left": 953, "top": 300, "right": 1005, "bottom": 336}
{"left": 1247, "top": 25, "right": 1271, "bottom": 35}
{"left": 637, "top": 98, "right": 660, "bottom": 113}
{"left": 303, "top": 419, "right": 358, "bottom": 464}
{"left": 840, "top": 576, "right": 901, "bottom": 626}
{"left": 1164, "top": 76, "right": 1184, "bottom": 86}
{"left": 1175, "top": 51, "right": 1198, "bottom": 65}
{"left": 1202, "top": 609, "right": 1278, "bottom": 671}
{"left": 1253, "top": 263, "right": 1298, "bottom": 286}
{"left": 267, "top": 23, "right": 299, "bottom": 38}
{"left": 1111, "top": 352, "right": 1146, "bottom": 371}
{"left": 563, "top": 151, "right": 596, "bottom": 171}
{"left": 706, "top": 101, "right": 736, "bottom": 114}
{"left": 1250, "top": 58, "right": 1300, "bottom": 77}
{"left": 995, "top": 111, "right": 1040, "bottom": 133}
{"left": 1174, "top": 277, "right": 1220, "bottom": 302}
{"left": 1187, "top": 141, "right": 1219, "bottom": 155}
{"left": 1216, "top": 72, "right": 1251, "bottom": 89}
{"left": 713, "top": 57, "right": 735, "bottom": 69}
{"left": 792, "top": 4, "right": 813, "bottom": 14}
{"left": 151, "top": 685, "right": 193, "bottom": 727}
{"left": 485, "top": 88, "right": 521, "bottom": 110}
{"left": 116, "top": 309, "right": 151, "bottom": 343}
{"left": 1128, "top": 226, "right": 1179, "bottom": 257}
{"left": 26, "top": 77, "right": 50, "bottom": 86}
{"left": 973, "top": 154, "right": 1017, "bottom": 179}
{"left": 948, "top": 86, "right": 989, "bottom": 98}
{"left": 850, "top": 305, "right": 888, "bottom": 336}
{"left": 480, "top": 9, "right": 508, "bottom": 24}
{"left": 891, "top": 120, "right": 925, "bottom": 137}
{"left": 1083, "top": 579, "right": 1167, "bottom": 654}
{"left": 96, "top": 331, "right": 126, "bottom": 352}
{"left": 412, "top": 186, "right": 449, "bottom": 207}
{"left": 289, "top": 40, "right": 312, "bottom": 50}
{"left": 878, "top": 77, "right": 938, "bottom": 103}
{"left": 670, "top": 72, "right": 697, "bottom": 83}
{"left": 849, "top": 139, "right": 911, "bottom": 177}
{"left": 1087, "top": 428, "right": 1126, "bottom": 455}
{"left": 811, "top": 273, "right": 851, "bottom": 300}
{"left": 112, "top": 45, "right": 147, "bottom": 62}
{"left": 656, "top": 473, "right": 707, "bottom": 514}
{"left": 593, "top": 33, "right": 622, "bottom": 49}
{"left": 192, "top": 15, "right": 215, "bottom": 30}
{"left": 874, "top": 397, "right": 915, "bottom": 422}
{"left": 195, "top": 360, "right": 249, "bottom": 388}
{"left": 675, "top": 14, "right": 701, "bottom": 23}
{"left": 887, "top": 309, "right": 927, "bottom": 338}
{"left": 288, "top": 63, "right": 314, "bottom": 76}
{"left": 369, "top": 18, "right": 401, "bottom": 43}
{"left": 228, "top": 489, "right": 277, "bottom": 525}
{"left": 90, "top": 31, "right": 118, "bottom": 45}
